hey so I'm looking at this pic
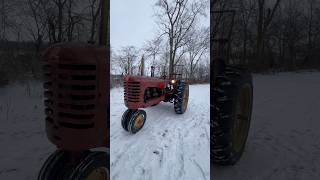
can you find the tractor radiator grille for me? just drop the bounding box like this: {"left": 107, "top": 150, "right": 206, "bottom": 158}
{"left": 43, "top": 63, "right": 97, "bottom": 133}
{"left": 124, "top": 81, "right": 141, "bottom": 103}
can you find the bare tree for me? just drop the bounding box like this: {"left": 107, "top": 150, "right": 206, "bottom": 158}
{"left": 144, "top": 37, "right": 162, "bottom": 67}
{"left": 256, "top": 0, "right": 281, "bottom": 68}
{"left": 0, "top": 0, "right": 18, "bottom": 40}
{"left": 88, "top": 0, "right": 102, "bottom": 42}
{"left": 53, "top": 0, "right": 68, "bottom": 42}
{"left": 0, "top": 0, "right": 8, "bottom": 40}
{"left": 115, "top": 46, "right": 139, "bottom": 75}
{"left": 155, "top": 0, "right": 207, "bottom": 78}
{"left": 238, "top": 0, "right": 256, "bottom": 64}
{"left": 66, "top": 0, "right": 76, "bottom": 41}
{"left": 26, "top": 0, "right": 47, "bottom": 51}
{"left": 301, "top": 0, "right": 320, "bottom": 67}
{"left": 185, "top": 27, "right": 209, "bottom": 81}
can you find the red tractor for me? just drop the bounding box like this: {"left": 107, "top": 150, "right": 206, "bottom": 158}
{"left": 121, "top": 67, "right": 189, "bottom": 134}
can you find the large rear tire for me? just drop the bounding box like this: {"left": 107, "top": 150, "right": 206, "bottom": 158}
{"left": 211, "top": 66, "right": 253, "bottom": 165}
{"left": 174, "top": 82, "right": 189, "bottom": 114}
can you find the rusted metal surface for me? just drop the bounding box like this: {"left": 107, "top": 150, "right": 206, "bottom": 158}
{"left": 123, "top": 76, "right": 167, "bottom": 109}
{"left": 43, "top": 43, "right": 109, "bottom": 150}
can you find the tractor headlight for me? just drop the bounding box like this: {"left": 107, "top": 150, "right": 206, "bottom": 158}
{"left": 171, "top": 80, "right": 176, "bottom": 84}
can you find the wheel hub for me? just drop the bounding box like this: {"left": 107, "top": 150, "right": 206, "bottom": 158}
{"left": 85, "top": 167, "right": 109, "bottom": 180}
{"left": 134, "top": 114, "right": 145, "bottom": 129}
{"left": 233, "top": 84, "right": 252, "bottom": 152}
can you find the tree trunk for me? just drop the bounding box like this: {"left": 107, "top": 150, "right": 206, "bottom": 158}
{"left": 58, "top": 2, "right": 63, "bottom": 42}
{"left": 169, "top": 37, "right": 174, "bottom": 78}
{"left": 257, "top": 0, "right": 265, "bottom": 69}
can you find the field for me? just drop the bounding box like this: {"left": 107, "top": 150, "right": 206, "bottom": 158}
{"left": 0, "top": 72, "right": 319, "bottom": 179}
{"left": 110, "top": 84, "right": 210, "bottom": 180}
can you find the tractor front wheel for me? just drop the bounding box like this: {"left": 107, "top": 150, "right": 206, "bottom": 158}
{"left": 38, "top": 150, "right": 110, "bottom": 180}
{"left": 127, "top": 110, "right": 147, "bottom": 134}
{"left": 38, "top": 150, "right": 69, "bottom": 180}
{"left": 121, "top": 109, "right": 147, "bottom": 134}
{"left": 121, "top": 109, "right": 133, "bottom": 131}
{"left": 67, "top": 151, "right": 110, "bottom": 180}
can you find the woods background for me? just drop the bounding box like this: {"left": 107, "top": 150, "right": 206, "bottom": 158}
{"left": 1, "top": 0, "right": 319, "bottom": 86}
{"left": 0, "top": 0, "right": 102, "bottom": 85}
{"left": 213, "top": 0, "right": 320, "bottom": 72}
{"left": 111, "top": 0, "right": 210, "bottom": 86}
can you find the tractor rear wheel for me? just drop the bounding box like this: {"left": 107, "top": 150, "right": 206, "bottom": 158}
{"left": 174, "top": 82, "right": 189, "bottom": 114}
{"left": 212, "top": 66, "right": 253, "bottom": 165}
{"left": 127, "top": 109, "right": 147, "bottom": 134}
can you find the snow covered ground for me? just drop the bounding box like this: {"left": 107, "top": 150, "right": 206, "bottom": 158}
{"left": 0, "top": 81, "right": 55, "bottom": 180}
{"left": 1, "top": 72, "right": 320, "bottom": 180}
{"left": 110, "top": 84, "right": 210, "bottom": 180}
{"left": 213, "top": 72, "right": 320, "bottom": 180}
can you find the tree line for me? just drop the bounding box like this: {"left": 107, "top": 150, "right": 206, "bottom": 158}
{"left": 213, "top": 0, "right": 320, "bottom": 72}
{"left": 112, "top": 0, "right": 210, "bottom": 84}
{"left": 0, "top": 0, "right": 102, "bottom": 85}
{"left": 1, "top": 0, "right": 102, "bottom": 45}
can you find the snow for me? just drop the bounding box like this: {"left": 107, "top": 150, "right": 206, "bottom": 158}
{"left": 0, "top": 81, "right": 55, "bottom": 180}
{"left": 213, "top": 72, "right": 320, "bottom": 180}
{"left": 110, "top": 84, "right": 210, "bottom": 180}
{"left": 1, "top": 72, "right": 320, "bottom": 180}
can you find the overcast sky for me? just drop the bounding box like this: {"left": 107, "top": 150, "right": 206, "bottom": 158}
{"left": 110, "top": 0, "right": 209, "bottom": 52}
{"left": 110, "top": 0, "right": 158, "bottom": 52}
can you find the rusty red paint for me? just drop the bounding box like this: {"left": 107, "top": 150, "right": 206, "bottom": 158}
{"left": 123, "top": 75, "right": 168, "bottom": 109}
{"left": 43, "top": 43, "right": 109, "bottom": 150}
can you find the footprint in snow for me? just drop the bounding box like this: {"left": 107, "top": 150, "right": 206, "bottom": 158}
{"left": 153, "top": 150, "right": 160, "bottom": 155}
